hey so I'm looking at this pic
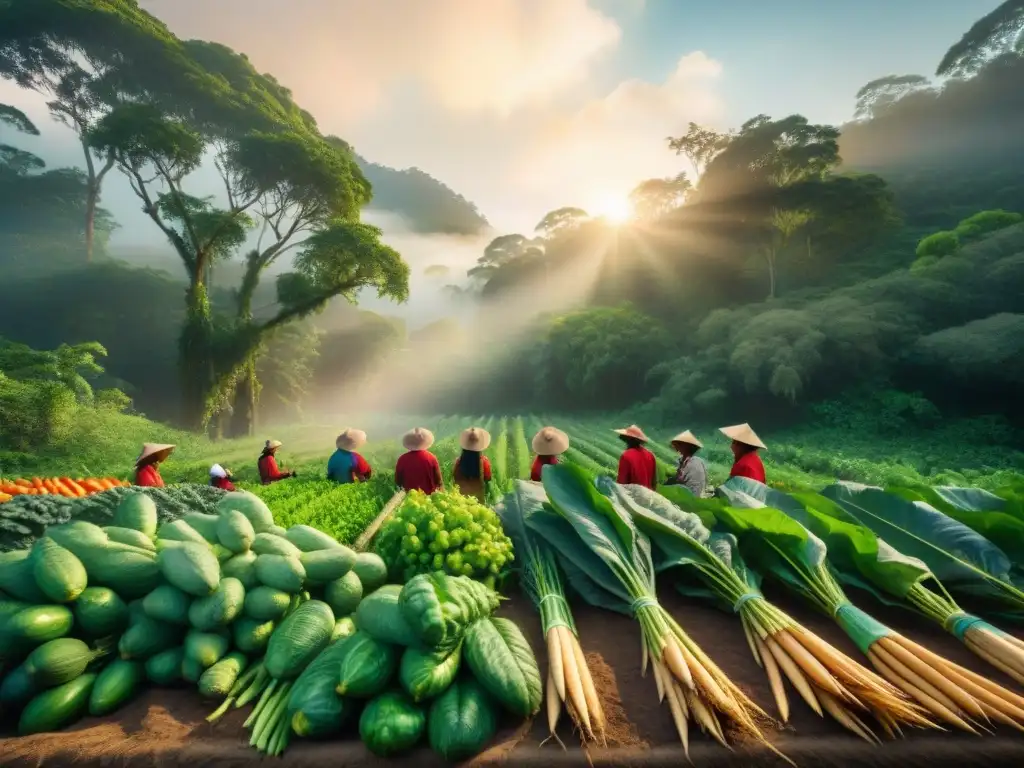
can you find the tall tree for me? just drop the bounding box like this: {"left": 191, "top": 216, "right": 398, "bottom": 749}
{"left": 853, "top": 74, "right": 932, "bottom": 120}
{"left": 90, "top": 47, "right": 408, "bottom": 432}
{"left": 698, "top": 114, "right": 842, "bottom": 298}
{"left": 534, "top": 207, "right": 589, "bottom": 238}
{"left": 667, "top": 122, "right": 728, "bottom": 177}
{"left": 628, "top": 173, "right": 691, "bottom": 220}
{"left": 937, "top": 0, "right": 1024, "bottom": 77}
{"left": 0, "top": 0, "right": 206, "bottom": 262}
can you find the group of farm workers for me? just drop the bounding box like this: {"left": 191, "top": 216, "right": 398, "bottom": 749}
{"left": 130, "top": 421, "right": 767, "bottom": 503}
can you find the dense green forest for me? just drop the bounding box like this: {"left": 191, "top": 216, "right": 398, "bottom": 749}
{"left": 0, "top": 0, "right": 1022, "bottom": 467}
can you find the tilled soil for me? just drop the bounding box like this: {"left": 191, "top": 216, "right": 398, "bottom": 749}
{"left": 4, "top": 585, "right": 1024, "bottom": 767}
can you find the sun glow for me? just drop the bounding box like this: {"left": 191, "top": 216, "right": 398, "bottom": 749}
{"left": 593, "top": 193, "right": 633, "bottom": 225}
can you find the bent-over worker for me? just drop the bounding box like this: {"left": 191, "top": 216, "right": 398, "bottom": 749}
{"left": 258, "top": 439, "right": 296, "bottom": 485}
{"left": 327, "top": 428, "right": 372, "bottom": 484}
{"left": 209, "top": 464, "right": 236, "bottom": 492}
{"left": 530, "top": 426, "right": 569, "bottom": 481}
{"left": 453, "top": 427, "right": 492, "bottom": 502}
{"left": 134, "top": 443, "right": 175, "bottom": 488}
{"left": 720, "top": 423, "right": 767, "bottom": 483}
{"left": 395, "top": 427, "right": 443, "bottom": 495}
{"left": 614, "top": 424, "right": 657, "bottom": 489}
{"left": 663, "top": 430, "right": 707, "bottom": 496}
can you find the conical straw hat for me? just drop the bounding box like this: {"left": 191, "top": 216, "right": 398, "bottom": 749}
{"left": 136, "top": 443, "right": 175, "bottom": 466}
{"left": 719, "top": 423, "right": 766, "bottom": 450}
{"left": 210, "top": 464, "right": 226, "bottom": 479}
{"left": 403, "top": 427, "right": 435, "bottom": 451}
{"left": 265, "top": 439, "right": 283, "bottom": 450}
{"left": 613, "top": 424, "right": 650, "bottom": 442}
{"left": 336, "top": 428, "right": 367, "bottom": 451}
{"left": 460, "top": 427, "right": 491, "bottom": 451}
{"left": 670, "top": 430, "right": 703, "bottom": 449}
{"left": 532, "top": 426, "right": 569, "bottom": 456}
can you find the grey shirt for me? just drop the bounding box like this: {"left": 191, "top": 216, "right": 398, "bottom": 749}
{"left": 672, "top": 455, "right": 707, "bottom": 497}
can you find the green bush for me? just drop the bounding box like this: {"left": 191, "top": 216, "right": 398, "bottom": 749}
{"left": 954, "top": 210, "right": 1023, "bottom": 242}
{"left": 915, "top": 230, "right": 960, "bottom": 259}
{"left": 0, "top": 373, "right": 77, "bottom": 450}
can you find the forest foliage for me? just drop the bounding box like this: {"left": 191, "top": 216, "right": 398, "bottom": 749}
{"left": 0, "top": 0, "right": 1022, "bottom": 449}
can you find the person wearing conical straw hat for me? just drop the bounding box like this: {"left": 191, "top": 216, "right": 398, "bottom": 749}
{"left": 134, "top": 443, "right": 175, "bottom": 488}
{"left": 395, "top": 427, "right": 443, "bottom": 495}
{"left": 720, "top": 423, "right": 767, "bottom": 483}
{"left": 453, "top": 427, "right": 493, "bottom": 502}
{"left": 530, "top": 426, "right": 569, "bottom": 481}
{"left": 209, "top": 464, "right": 236, "bottom": 492}
{"left": 258, "top": 439, "right": 296, "bottom": 486}
{"left": 613, "top": 424, "right": 657, "bottom": 489}
{"left": 327, "top": 428, "right": 372, "bottom": 484}
{"left": 663, "top": 430, "right": 707, "bottom": 497}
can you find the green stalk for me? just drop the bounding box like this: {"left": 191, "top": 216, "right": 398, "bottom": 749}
{"left": 235, "top": 665, "right": 269, "bottom": 708}
{"left": 243, "top": 678, "right": 278, "bottom": 728}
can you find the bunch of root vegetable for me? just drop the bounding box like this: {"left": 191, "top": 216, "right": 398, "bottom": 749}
{"left": 599, "top": 478, "right": 929, "bottom": 742}
{"left": 711, "top": 503, "right": 1024, "bottom": 735}
{"left": 518, "top": 470, "right": 784, "bottom": 759}
{"left": 736, "top": 595, "right": 932, "bottom": 741}
{"left": 496, "top": 482, "right": 606, "bottom": 746}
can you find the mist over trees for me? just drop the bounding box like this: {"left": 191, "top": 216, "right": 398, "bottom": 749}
{"left": 0, "top": 0, "right": 1022, "bottom": 446}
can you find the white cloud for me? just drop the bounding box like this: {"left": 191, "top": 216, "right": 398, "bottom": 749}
{"left": 510, "top": 52, "right": 726, "bottom": 216}
{"left": 140, "top": 0, "right": 621, "bottom": 121}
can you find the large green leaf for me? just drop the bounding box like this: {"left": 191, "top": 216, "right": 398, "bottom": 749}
{"left": 597, "top": 478, "right": 755, "bottom": 611}
{"left": 528, "top": 464, "right": 655, "bottom": 614}
{"left": 822, "top": 481, "right": 1024, "bottom": 620}
{"left": 710, "top": 501, "right": 841, "bottom": 615}
{"left": 887, "top": 485, "right": 1024, "bottom": 575}
{"left": 719, "top": 477, "right": 933, "bottom": 605}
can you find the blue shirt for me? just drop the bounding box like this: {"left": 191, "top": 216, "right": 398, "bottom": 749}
{"left": 327, "top": 450, "right": 356, "bottom": 483}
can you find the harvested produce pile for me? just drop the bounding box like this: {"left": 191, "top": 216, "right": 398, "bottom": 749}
{"left": 0, "top": 484, "right": 226, "bottom": 552}
{"left": 0, "top": 477, "right": 128, "bottom": 503}
{"left": 0, "top": 487, "right": 541, "bottom": 762}
{"left": 374, "top": 490, "right": 514, "bottom": 588}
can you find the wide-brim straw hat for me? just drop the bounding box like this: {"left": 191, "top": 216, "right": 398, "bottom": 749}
{"left": 719, "top": 423, "right": 766, "bottom": 450}
{"left": 336, "top": 428, "right": 367, "bottom": 451}
{"left": 532, "top": 426, "right": 569, "bottom": 456}
{"left": 265, "top": 439, "right": 283, "bottom": 451}
{"left": 613, "top": 424, "right": 650, "bottom": 443}
{"left": 460, "top": 427, "right": 491, "bottom": 451}
{"left": 670, "top": 430, "right": 703, "bottom": 449}
{"left": 403, "top": 427, "right": 435, "bottom": 451}
{"left": 137, "top": 443, "right": 175, "bottom": 466}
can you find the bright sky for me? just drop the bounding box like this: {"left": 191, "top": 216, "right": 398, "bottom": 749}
{"left": 1, "top": 0, "right": 999, "bottom": 235}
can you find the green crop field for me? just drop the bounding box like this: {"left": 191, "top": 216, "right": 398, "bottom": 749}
{"left": 7, "top": 408, "right": 1019, "bottom": 507}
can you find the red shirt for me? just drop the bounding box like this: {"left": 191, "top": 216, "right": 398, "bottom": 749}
{"left": 530, "top": 455, "right": 558, "bottom": 481}
{"left": 617, "top": 446, "right": 657, "bottom": 489}
{"left": 211, "top": 476, "right": 236, "bottom": 491}
{"left": 453, "top": 456, "right": 492, "bottom": 482}
{"left": 730, "top": 451, "right": 766, "bottom": 483}
{"left": 258, "top": 454, "right": 289, "bottom": 485}
{"left": 395, "top": 450, "right": 443, "bottom": 494}
{"left": 135, "top": 464, "right": 164, "bottom": 488}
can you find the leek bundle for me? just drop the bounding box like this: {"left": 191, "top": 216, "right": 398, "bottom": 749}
{"left": 708, "top": 499, "right": 1024, "bottom": 734}
{"left": 600, "top": 479, "right": 929, "bottom": 742}
{"left": 527, "top": 465, "right": 779, "bottom": 757}
{"left": 720, "top": 478, "right": 1024, "bottom": 687}
{"left": 496, "top": 481, "right": 606, "bottom": 745}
